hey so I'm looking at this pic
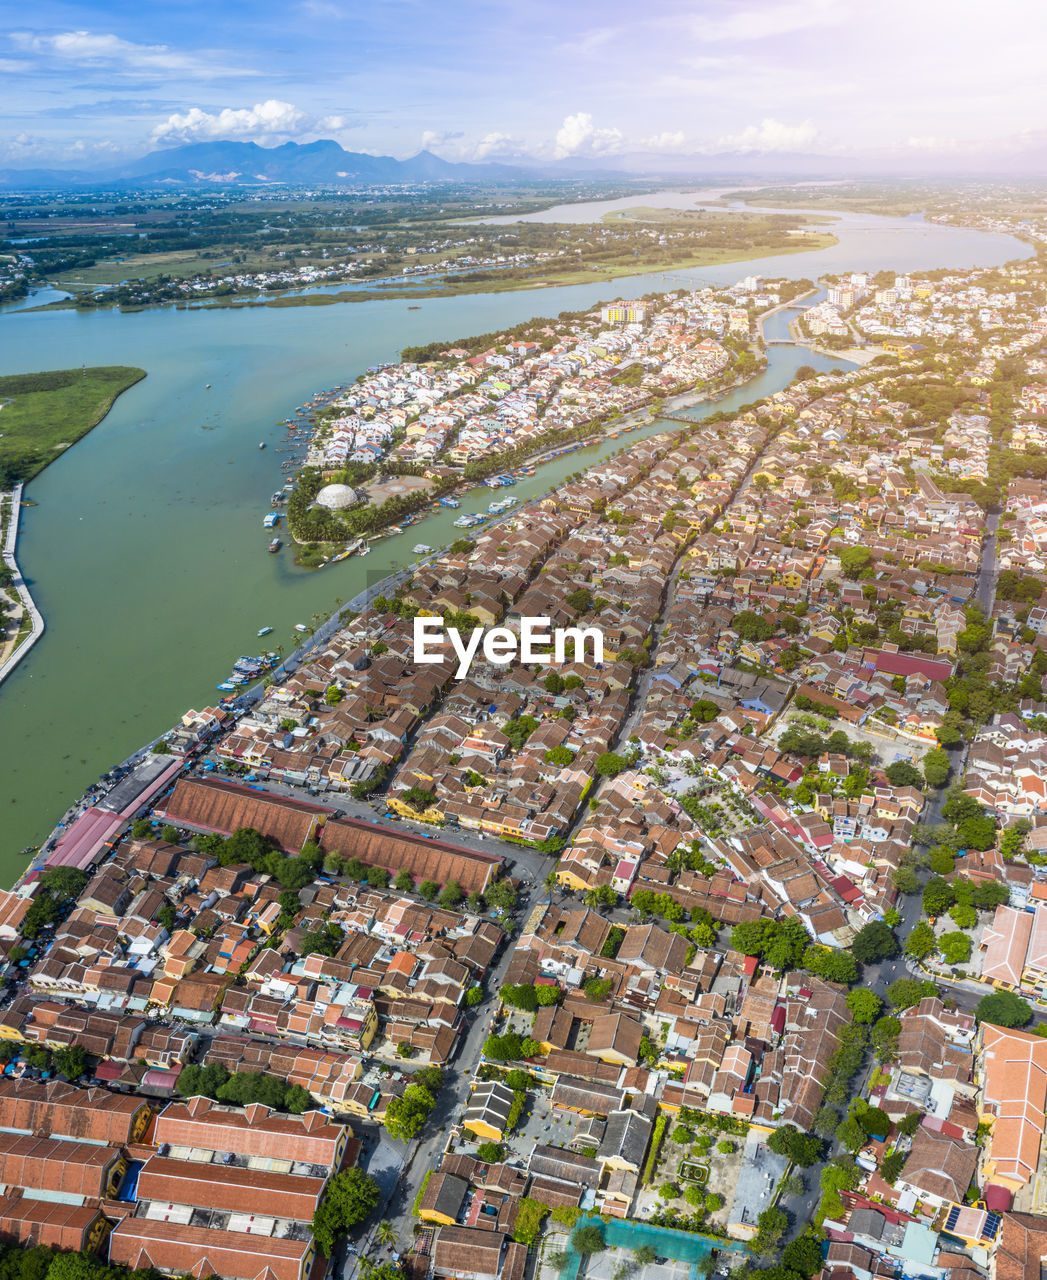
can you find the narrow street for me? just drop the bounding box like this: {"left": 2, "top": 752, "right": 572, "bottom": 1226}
{"left": 779, "top": 500, "right": 1000, "bottom": 1236}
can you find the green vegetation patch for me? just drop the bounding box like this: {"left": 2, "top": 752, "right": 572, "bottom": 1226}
{"left": 0, "top": 366, "right": 145, "bottom": 486}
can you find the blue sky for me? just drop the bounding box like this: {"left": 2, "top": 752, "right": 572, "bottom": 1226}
{"left": 3, "top": 0, "right": 1047, "bottom": 166}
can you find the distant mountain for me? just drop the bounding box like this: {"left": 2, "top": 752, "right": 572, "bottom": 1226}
{"left": 5, "top": 135, "right": 1047, "bottom": 190}
{"left": 0, "top": 139, "right": 538, "bottom": 189}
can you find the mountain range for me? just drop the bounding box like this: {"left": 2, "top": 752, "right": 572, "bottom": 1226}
{"left": 3, "top": 136, "right": 1047, "bottom": 188}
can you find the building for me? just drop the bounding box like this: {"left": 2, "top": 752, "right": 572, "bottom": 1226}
{"left": 463, "top": 1081, "right": 517, "bottom": 1142}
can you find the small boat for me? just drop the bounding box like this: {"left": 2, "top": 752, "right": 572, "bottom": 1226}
{"left": 263, "top": 512, "right": 279, "bottom": 528}
{"left": 440, "top": 497, "right": 460, "bottom": 508}
{"left": 268, "top": 538, "right": 281, "bottom": 553}
{"left": 205, "top": 384, "right": 211, "bottom": 389}
{"left": 257, "top": 626, "right": 273, "bottom": 637}
{"left": 294, "top": 623, "right": 309, "bottom": 632}
{"left": 413, "top": 544, "right": 433, "bottom": 555}
{"left": 358, "top": 545, "right": 371, "bottom": 556}
{"left": 217, "top": 681, "right": 236, "bottom": 691}
{"left": 258, "top": 442, "right": 266, "bottom": 450}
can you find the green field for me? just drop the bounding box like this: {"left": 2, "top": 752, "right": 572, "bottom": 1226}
{"left": 0, "top": 366, "right": 146, "bottom": 486}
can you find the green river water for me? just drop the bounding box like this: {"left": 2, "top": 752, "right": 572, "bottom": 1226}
{"left": 0, "top": 196, "right": 1031, "bottom": 885}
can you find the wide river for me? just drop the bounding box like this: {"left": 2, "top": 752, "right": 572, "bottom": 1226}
{"left": 0, "top": 193, "right": 1030, "bottom": 886}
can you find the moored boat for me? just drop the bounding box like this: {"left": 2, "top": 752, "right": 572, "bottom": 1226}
{"left": 268, "top": 538, "right": 281, "bottom": 552}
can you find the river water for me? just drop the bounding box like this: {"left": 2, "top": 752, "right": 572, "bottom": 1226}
{"left": 0, "top": 197, "right": 1030, "bottom": 885}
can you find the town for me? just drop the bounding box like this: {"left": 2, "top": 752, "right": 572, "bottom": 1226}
{"left": 6, "top": 245, "right": 1047, "bottom": 1280}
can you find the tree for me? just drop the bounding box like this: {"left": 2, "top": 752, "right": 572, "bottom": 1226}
{"left": 846, "top": 989, "right": 882, "bottom": 1024}
{"left": 905, "top": 921, "right": 937, "bottom": 962}
{"left": 783, "top": 1231, "right": 824, "bottom": 1278}
{"left": 418, "top": 879, "right": 439, "bottom": 901}
{"left": 545, "top": 746, "right": 574, "bottom": 767}
{"left": 385, "top": 1084, "right": 436, "bottom": 1141}
{"left": 879, "top": 1151, "right": 906, "bottom": 1183}
{"left": 672, "top": 1125, "right": 693, "bottom": 1144}
{"left": 312, "top": 1167, "right": 381, "bottom": 1254}
{"left": 751, "top": 1206, "right": 787, "bottom": 1258}
{"left": 839, "top": 546, "right": 874, "bottom": 578}
{"left": 976, "top": 990, "right": 1033, "bottom": 1028}
{"left": 595, "top": 752, "right": 627, "bottom": 777}
{"left": 850, "top": 921, "right": 898, "bottom": 964}
{"left": 939, "top": 931, "right": 973, "bottom": 965}
{"left": 897, "top": 1110, "right": 923, "bottom": 1137}
{"left": 477, "top": 1142, "right": 504, "bottom": 1162}
{"left": 53, "top": 1045, "right": 88, "bottom": 1079}
{"left": 717, "top": 1139, "right": 734, "bottom": 1154}
{"left": 892, "top": 865, "right": 919, "bottom": 894}
{"left": 767, "top": 1125, "right": 822, "bottom": 1167}
{"left": 885, "top": 760, "right": 923, "bottom": 789}
{"left": 705, "top": 1192, "right": 724, "bottom": 1212}
{"left": 401, "top": 786, "right": 437, "bottom": 812}
{"left": 949, "top": 901, "right": 978, "bottom": 929}
{"left": 483, "top": 1032, "right": 524, "bottom": 1060}
{"left": 922, "top": 748, "right": 951, "bottom": 788}
{"left": 923, "top": 875, "right": 955, "bottom": 917}
{"left": 572, "top": 1224, "right": 606, "bottom": 1255}
{"left": 886, "top": 978, "right": 938, "bottom": 1010}
{"left": 439, "top": 879, "right": 464, "bottom": 908}
{"left": 836, "top": 1114, "right": 867, "bottom": 1154}
{"left": 500, "top": 983, "right": 539, "bottom": 1013}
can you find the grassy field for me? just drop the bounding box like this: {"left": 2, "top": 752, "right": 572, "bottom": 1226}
{"left": 0, "top": 366, "right": 146, "bottom": 485}
{"left": 177, "top": 229, "right": 839, "bottom": 312}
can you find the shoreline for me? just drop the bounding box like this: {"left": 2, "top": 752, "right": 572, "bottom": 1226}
{"left": 0, "top": 483, "right": 44, "bottom": 687}
{"left": 17, "top": 232, "right": 840, "bottom": 318}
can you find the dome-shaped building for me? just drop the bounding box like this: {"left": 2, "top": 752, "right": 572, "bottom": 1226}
{"left": 315, "top": 483, "right": 359, "bottom": 510}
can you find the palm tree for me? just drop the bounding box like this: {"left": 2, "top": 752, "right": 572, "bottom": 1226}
{"left": 376, "top": 1220, "right": 396, "bottom": 1249}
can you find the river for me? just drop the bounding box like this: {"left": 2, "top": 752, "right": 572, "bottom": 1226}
{"left": 0, "top": 197, "right": 1030, "bottom": 885}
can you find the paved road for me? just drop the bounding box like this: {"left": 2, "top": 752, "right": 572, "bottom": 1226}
{"left": 347, "top": 878, "right": 549, "bottom": 1275}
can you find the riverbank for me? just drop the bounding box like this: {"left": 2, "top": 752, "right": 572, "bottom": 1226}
{"left": 0, "top": 365, "right": 146, "bottom": 485}
{"left": 0, "top": 484, "right": 44, "bottom": 685}
{"left": 20, "top": 232, "right": 839, "bottom": 317}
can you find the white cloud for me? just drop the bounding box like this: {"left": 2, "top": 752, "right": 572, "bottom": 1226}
{"left": 906, "top": 135, "right": 959, "bottom": 151}
{"left": 11, "top": 30, "right": 255, "bottom": 79}
{"left": 641, "top": 130, "right": 688, "bottom": 153}
{"left": 717, "top": 118, "right": 818, "bottom": 152}
{"left": 472, "top": 132, "right": 524, "bottom": 160}
{"left": 554, "top": 113, "right": 624, "bottom": 159}
{"left": 698, "top": 0, "right": 844, "bottom": 42}
{"left": 150, "top": 100, "right": 337, "bottom": 146}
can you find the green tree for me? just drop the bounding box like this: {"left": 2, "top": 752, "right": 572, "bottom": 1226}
{"left": 439, "top": 879, "right": 464, "bottom": 908}
{"left": 886, "top": 978, "right": 938, "bottom": 1009}
{"left": 905, "top": 921, "right": 937, "bottom": 962}
{"left": 312, "top": 1167, "right": 381, "bottom": 1254}
{"left": 477, "top": 1142, "right": 504, "bottom": 1162}
{"left": 939, "top": 932, "right": 973, "bottom": 965}
{"left": 846, "top": 989, "right": 882, "bottom": 1024}
{"left": 850, "top": 921, "right": 898, "bottom": 964}
{"left": 418, "top": 879, "right": 439, "bottom": 901}
{"left": 885, "top": 761, "right": 923, "bottom": 788}
{"left": 595, "top": 752, "right": 627, "bottom": 777}
{"left": 53, "top": 1045, "right": 88, "bottom": 1079}
{"left": 976, "top": 990, "right": 1033, "bottom": 1028}
{"left": 572, "top": 1224, "right": 606, "bottom": 1255}
{"left": 767, "top": 1125, "right": 822, "bottom": 1167}
{"left": 384, "top": 1084, "right": 436, "bottom": 1141}
{"left": 922, "top": 748, "right": 951, "bottom": 788}
{"left": 923, "top": 875, "right": 955, "bottom": 917}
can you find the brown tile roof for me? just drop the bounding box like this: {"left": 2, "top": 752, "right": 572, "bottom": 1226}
{"left": 108, "top": 1217, "right": 313, "bottom": 1280}
{"left": 0, "top": 1132, "right": 120, "bottom": 1199}
{"left": 995, "top": 1212, "right": 1047, "bottom": 1280}
{"left": 0, "top": 1078, "right": 149, "bottom": 1146}
{"left": 136, "top": 1155, "right": 326, "bottom": 1221}
{"left": 160, "top": 778, "right": 330, "bottom": 853}
{"left": 153, "top": 1097, "right": 348, "bottom": 1170}
{"left": 0, "top": 1193, "right": 103, "bottom": 1252}
{"left": 322, "top": 817, "right": 501, "bottom": 894}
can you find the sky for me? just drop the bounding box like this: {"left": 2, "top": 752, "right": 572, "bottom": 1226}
{"left": 3, "top": 0, "right": 1047, "bottom": 168}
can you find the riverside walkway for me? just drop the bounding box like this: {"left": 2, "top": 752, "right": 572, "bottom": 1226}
{"left": 0, "top": 484, "right": 44, "bottom": 686}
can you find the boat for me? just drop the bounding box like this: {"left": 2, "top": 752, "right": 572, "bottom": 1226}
{"left": 358, "top": 545, "right": 371, "bottom": 555}
{"left": 258, "top": 442, "right": 266, "bottom": 450}
{"left": 205, "top": 383, "right": 211, "bottom": 389}
{"left": 268, "top": 538, "right": 281, "bottom": 553}
{"left": 263, "top": 512, "right": 280, "bottom": 528}
{"left": 440, "top": 497, "right": 460, "bottom": 508}
{"left": 294, "top": 623, "right": 309, "bottom": 632}
{"left": 454, "top": 515, "right": 473, "bottom": 527}
{"left": 217, "top": 681, "right": 236, "bottom": 691}
{"left": 413, "top": 544, "right": 433, "bottom": 555}
{"left": 257, "top": 626, "right": 273, "bottom": 637}
{"left": 271, "top": 492, "right": 285, "bottom": 505}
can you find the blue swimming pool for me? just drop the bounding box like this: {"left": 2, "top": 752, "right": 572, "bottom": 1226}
{"left": 557, "top": 1216, "right": 749, "bottom": 1280}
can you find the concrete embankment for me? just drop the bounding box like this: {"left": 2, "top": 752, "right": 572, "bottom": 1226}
{"left": 0, "top": 484, "right": 45, "bottom": 687}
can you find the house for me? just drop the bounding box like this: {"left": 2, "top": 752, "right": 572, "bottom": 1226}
{"left": 417, "top": 1171, "right": 469, "bottom": 1226}
{"left": 432, "top": 1225, "right": 527, "bottom": 1280}
{"left": 894, "top": 1126, "right": 978, "bottom": 1208}
{"left": 586, "top": 1012, "right": 644, "bottom": 1067}
{"left": 463, "top": 1081, "right": 517, "bottom": 1142}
